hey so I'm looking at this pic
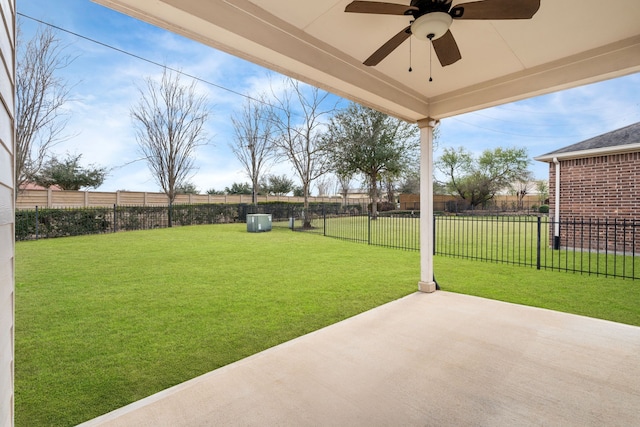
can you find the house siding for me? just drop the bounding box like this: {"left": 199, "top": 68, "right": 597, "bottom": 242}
{"left": 0, "top": 0, "right": 14, "bottom": 425}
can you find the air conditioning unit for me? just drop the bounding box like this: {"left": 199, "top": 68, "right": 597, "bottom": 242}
{"left": 247, "top": 214, "right": 272, "bottom": 232}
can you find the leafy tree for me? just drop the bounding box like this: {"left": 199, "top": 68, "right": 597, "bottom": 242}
{"left": 131, "top": 68, "right": 209, "bottom": 226}
{"left": 323, "top": 103, "right": 419, "bottom": 218}
{"left": 292, "top": 186, "right": 304, "bottom": 197}
{"left": 270, "top": 77, "right": 336, "bottom": 227}
{"left": 175, "top": 182, "right": 199, "bottom": 194}
{"left": 436, "top": 146, "right": 530, "bottom": 208}
{"left": 206, "top": 188, "right": 225, "bottom": 195}
{"left": 16, "top": 24, "right": 76, "bottom": 193}
{"left": 433, "top": 180, "right": 448, "bottom": 195}
{"left": 230, "top": 93, "right": 277, "bottom": 205}
{"left": 397, "top": 165, "right": 447, "bottom": 195}
{"left": 33, "top": 153, "right": 107, "bottom": 190}
{"left": 398, "top": 167, "right": 420, "bottom": 194}
{"left": 262, "top": 174, "right": 294, "bottom": 196}
{"left": 225, "top": 182, "right": 252, "bottom": 195}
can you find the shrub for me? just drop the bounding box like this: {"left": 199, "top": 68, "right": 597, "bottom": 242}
{"left": 15, "top": 207, "right": 112, "bottom": 240}
{"left": 539, "top": 205, "right": 549, "bottom": 214}
{"left": 368, "top": 201, "right": 395, "bottom": 213}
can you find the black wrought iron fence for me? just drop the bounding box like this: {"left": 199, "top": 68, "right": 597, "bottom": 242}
{"left": 17, "top": 203, "right": 253, "bottom": 240}
{"left": 14, "top": 202, "right": 366, "bottom": 240}
{"left": 304, "top": 211, "right": 638, "bottom": 280}
{"left": 15, "top": 203, "right": 638, "bottom": 279}
{"left": 434, "top": 216, "right": 639, "bottom": 279}
{"left": 297, "top": 208, "right": 420, "bottom": 251}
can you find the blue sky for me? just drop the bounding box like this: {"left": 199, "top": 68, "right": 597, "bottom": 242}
{"left": 17, "top": 0, "right": 640, "bottom": 194}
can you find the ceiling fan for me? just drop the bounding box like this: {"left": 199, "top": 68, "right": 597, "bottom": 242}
{"left": 345, "top": 0, "right": 541, "bottom": 67}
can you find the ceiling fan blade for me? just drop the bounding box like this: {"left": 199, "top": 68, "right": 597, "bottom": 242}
{"left": 345, "top": 1, "right": 418, "bottom": 15}
{"left": 364, "top": 26, "right": 411, "bottom": 66}
{"left": 432, "top": 30, "right": 461, "bottom": 67}
{"left": 451, "top": 0, "right": 540, "bottom": 20}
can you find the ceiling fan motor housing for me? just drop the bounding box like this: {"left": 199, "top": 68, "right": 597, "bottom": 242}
{"left": 409, "top": 0, "right": 453, "bottom": 14}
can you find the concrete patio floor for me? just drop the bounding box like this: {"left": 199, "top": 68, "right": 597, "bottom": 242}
{"left": 79, "top": 291, "right": 640, "bottom": 426}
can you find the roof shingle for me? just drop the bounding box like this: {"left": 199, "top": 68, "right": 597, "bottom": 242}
{"left": 535, "top": 121, "right": 640, "bottom": 160}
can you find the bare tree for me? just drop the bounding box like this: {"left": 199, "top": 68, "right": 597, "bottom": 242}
{"left": 380, "top": 170, "right": 399, "bottom": 204}
{"left": 270, "top": 78, "right": 336, "bottom": 227}
{"left": 536, "top": 179, "right": 549, "bottom": 206}
{"left": 336, "top": 172, "right": 353, "bottom": 206}
{"left": 510, "top": 171, "right": 534, "bottom": 210}
{"left": 315, "top": 175, "right": 334, "bottom": 197}
{"left": 131, "top": 68, "right": 209, "bottom": 226}
{"left": 16, "top": 24, "right": 75, "bottom": 193}
{"left": 230, "top": 94, "right": 277, "bottom": 205}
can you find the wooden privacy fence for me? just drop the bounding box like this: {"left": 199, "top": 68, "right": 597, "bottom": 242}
{"left": 399, "top": 193, "right": 544, "bottom": 212}
{"left": 16, "top": 189, "right": 360, "bottom": 209}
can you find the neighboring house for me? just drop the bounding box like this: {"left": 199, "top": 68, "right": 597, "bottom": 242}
{"left": 343, "top": 188, "right": 371, "bottom": 200}
{"left": 534, "top": 122, "right": 640, "bottom": 252}
{"left": 19, "top": 182, "right": 63, "bottom": 191}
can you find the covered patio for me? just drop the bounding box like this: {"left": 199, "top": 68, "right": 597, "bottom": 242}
{"left": 93, "top": 0, "right": 640, "bottom": 292}
{"left": 81, "top": 0, "right": 640, "bottom": 424}
{"left": 80, "top": 291, "right": 640, "bottom": 426}
{"left": 1, "top": 0, "right": 640, "bottom": 425}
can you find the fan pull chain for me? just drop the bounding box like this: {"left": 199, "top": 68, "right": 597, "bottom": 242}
{"left": 428, "top": 34, "right": 434, "bottom": 82}
{"left": 408, "top": 35, "right": 412, "bottom": 72}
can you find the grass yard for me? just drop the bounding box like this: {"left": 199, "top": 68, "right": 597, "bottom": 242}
{"left": 15, "top": 223, "right": 640, "bottom": 426}
{"left": 435, "top": 257, "right": 640, "bottom": 326}
{"left": 15, "top": 224, "right": 418, "bottom": 426}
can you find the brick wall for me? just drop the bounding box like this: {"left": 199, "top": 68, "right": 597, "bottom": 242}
{"left": 548, "top": 151, "right": 640, "bottom": 254}
{"left": 550, "top": 152, "right": 640, "bottom": 220}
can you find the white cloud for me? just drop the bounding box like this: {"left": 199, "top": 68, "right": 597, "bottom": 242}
{"left": 438, "top": 72, "right": 640, "bottom": 180}
{"left": 18, "top": 0, "right": 640, "bottom": 192}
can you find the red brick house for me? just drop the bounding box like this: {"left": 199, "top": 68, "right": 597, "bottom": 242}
{"left": 534, "top": 122, "right": 640, "bottom": 252}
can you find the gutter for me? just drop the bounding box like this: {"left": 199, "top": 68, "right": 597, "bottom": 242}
{"left": 553, "top": 157, "right": 560, "bottom": 250}
{"left": 533, "top": 142, "right": 640, "bottom": 162}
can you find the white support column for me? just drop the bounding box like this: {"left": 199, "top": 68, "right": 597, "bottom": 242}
{"left": 417, "top": 118, "right": 438, "bottom": 293}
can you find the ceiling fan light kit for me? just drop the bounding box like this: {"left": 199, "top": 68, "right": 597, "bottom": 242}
{"left": 345, "top": 0, "right": 541, "bottom": 67}
{"left": 411, "top": 12, "right": 452, "bottom": 41}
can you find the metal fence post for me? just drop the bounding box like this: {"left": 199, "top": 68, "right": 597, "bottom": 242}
{"left": 433, "top": 214, "right": 436, "bottom": 255}
{"left": 323, "top": 204, "right": 327, "bottom": 236}
{"left": 368, "top": 211, "right": 371, "bottom": 245}
{"left": 35, "top": 206, "right": 39, "bottom": 240}
{"left": 113, "top": 204, "right": 117, "bottom": 233}
{"left": 536, "top": 216, "right": 541, "bottom": 270}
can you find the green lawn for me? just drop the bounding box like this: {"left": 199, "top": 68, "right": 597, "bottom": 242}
{"left": 15, "top": 224, "right": 640, "bottom": 426}
{"left": 15, "top": 225, "right": 418, "bottom": 426}
{"left": 435, "top": 257, "right": 640, "bottom": 326}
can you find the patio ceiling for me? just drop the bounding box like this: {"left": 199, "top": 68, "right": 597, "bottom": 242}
{"left": 93, "top": 0, "right": 640, "bottom": 122}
